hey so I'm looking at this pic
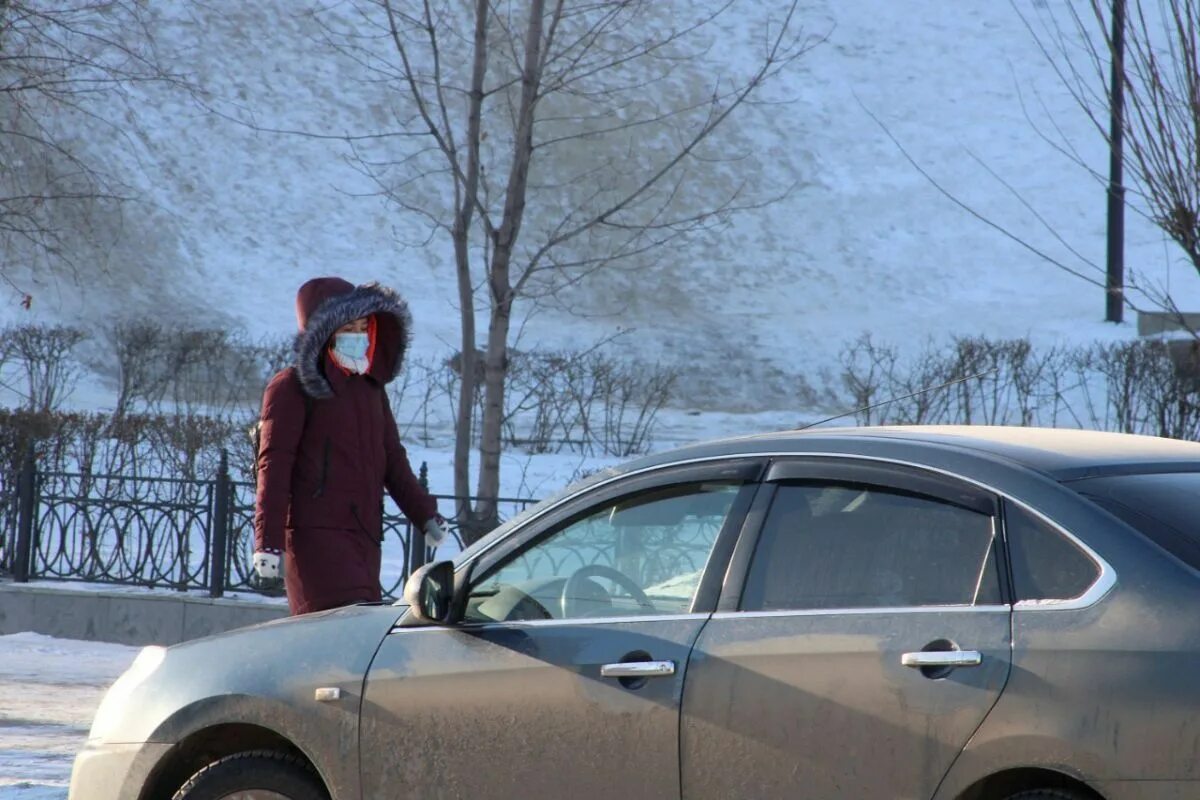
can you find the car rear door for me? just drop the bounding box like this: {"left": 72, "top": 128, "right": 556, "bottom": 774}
{"left": 680, "top": 458, "right": 1013, "bottom": 800}
{"left": 359, "top": 459, "right": 764, "bottom": 800}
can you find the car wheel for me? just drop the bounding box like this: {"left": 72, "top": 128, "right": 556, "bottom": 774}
{"left": 1002, "top": 790, "right": 1090, "bottom": 800}
{"left": 172, "top": 750, "right": 329, "bottom": 800}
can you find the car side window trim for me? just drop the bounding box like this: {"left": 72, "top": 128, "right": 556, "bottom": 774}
{"left": 464, "top": 458, "right": 765, "bottom": 577}
{"left": 460, "top": 458, "right": 768, "bottom": 619}
{"left": 446, "top": 451, "right": 1115, "bottom": 617}
{"left": 1001, "top": 496, "right": 1115, "bottom": 612}
{"left": 689, "top": 480, "right": 767, "bottom": 613}
{"left": 462, "top": 612, "right": 713, "bottom": 629}
{"left": 971, "top": 517, "right": 1002, "bottom": 605}
{"left": 389, "top": 611, "right": 715, "bottom": 634}
{"left": 717, "top": 482, "right": 779, "bottom": 613}
{"left": 720, "top": 460, "right": 1123, "bottom": 618}
{"left": 710, "top": 605, "right": 1011, "bottom": 621}
{"left": 720, "top": 455, "right": 1115, "bottom": 615}
{"left": 724, "top": 461, "right": 1004, "bottom": 613}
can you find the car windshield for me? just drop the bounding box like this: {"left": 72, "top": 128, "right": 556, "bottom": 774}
{"left": 1067, "top": 471, "right": 1200, "bottom": 571}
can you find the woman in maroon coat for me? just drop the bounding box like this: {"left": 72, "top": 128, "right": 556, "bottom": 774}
{"left": 252, "top": 277, "right": 445, "bottom": 615}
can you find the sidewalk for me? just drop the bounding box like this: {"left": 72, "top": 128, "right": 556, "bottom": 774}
{"left": 0, "top": 580, "right": 288, "bottom": 646}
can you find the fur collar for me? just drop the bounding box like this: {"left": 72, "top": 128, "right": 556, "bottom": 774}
{"left": 293, "top": 282, "right": 412, "bottom": 399}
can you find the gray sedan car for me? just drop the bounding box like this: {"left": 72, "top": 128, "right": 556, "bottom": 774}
{"left": 71, "top": 426, "right": 1200, "bottom": 799}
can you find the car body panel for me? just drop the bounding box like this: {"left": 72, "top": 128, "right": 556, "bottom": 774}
{"left": 679, "top": 451, "right": 1016, "bottom": 798}
{"left": 929, "top": 443, "right": 1200, "bottom": 798}
{"left": 355, "top": 456, "right": 760, "bottom": 798}
{"left": 682, "top": 607, "right": 1011, "bottom": 799}
{"left": 74, "top": 604, "right": 400, "bottom": 800}
{"left": 936, "top": 581, "right": 1200, "bottom": 798}
{"left": 360, "top": 614, "right": 707, "bottom": 798}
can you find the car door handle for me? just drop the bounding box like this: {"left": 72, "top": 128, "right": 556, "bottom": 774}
{"left": 901, "top": 650, "right": 982, "bottom": 668}
{"left": 600, "top": 660, "right": 676, "bottom": 678}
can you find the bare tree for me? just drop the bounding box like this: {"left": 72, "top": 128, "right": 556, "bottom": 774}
{"left": 0, "top": 0, "right": 174, "bottom": 302}
{"left": 108, "top": 321, "right": 170, "bottom": 418}
{"left": 312, "top": 0, "right": 814, "bottom": 539}
{"left": 1019, "top": 1, "right": 1200, "bottom": 280}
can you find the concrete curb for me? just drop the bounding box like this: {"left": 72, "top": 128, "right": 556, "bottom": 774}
{"left": 0, "top": 582, "right": 289, "bottom": 646}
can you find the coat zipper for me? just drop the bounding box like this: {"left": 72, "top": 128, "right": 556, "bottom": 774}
{"left": 312, "top": 437, "right": 331, "bottom": 498}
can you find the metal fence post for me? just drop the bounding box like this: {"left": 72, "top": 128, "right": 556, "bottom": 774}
{"left": 408, "top": 522, "right": 427, "bottom": 580}
{"left": 209, "top": 450, "right": 230, "bottom": 598}
{"left": 13, "top": 447, "right": 36, "bottom": 583}
{"left": 405, "top": 461, "right": 431, "bottom": 581}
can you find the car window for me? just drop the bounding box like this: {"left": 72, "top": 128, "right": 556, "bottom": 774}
{"left": 1004, "top": 501, "right": 1100, "bottom": 602}
{"left": 740, "top": 482, "right": 1001, "bottom": 611}
{"left": 465, "top": 482, "right": 745, "bottom": 622}
{"left": 1068, "top": 471, "right": 1200, "bottom": 572}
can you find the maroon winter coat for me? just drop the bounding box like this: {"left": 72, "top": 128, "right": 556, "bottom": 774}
{"left": 253, "top": 277, "right": 439, "bottom": 615}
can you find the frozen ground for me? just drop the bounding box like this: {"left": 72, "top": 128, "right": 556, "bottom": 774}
{"left": 0, "top": 634, "right": 139, "bottom": 799}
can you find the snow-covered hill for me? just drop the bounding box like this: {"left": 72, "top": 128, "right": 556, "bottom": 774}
{"left": 3, "top": 0, "right": 1192, "bottom": 422}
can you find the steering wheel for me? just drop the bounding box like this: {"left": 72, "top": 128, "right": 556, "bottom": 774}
{"left": 560, "top": 564, "right": 655, "bottom": 619}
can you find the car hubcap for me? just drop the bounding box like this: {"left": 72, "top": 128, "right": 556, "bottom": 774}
{"left": 216, "top": 792, "right": 293, "bottom": 800}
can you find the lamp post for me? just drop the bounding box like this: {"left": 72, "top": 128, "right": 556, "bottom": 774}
{"left": 1105, "top": 0, "right": 1126, "bottom": 323}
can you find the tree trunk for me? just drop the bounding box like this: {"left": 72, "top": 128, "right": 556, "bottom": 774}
{"left": 453, "top": 234, "right": 476, "bottom": 519}
{"left": 452, "top": 0, "right": 490, "bottom": 539}
{"left": 474, "top": 276, "right": 515, "bottom": 522}
{"left": 468, "top": 0, "right": 544, "bottom": 537}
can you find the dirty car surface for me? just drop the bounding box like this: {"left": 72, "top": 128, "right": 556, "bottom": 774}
{"left": 70, "top": 426, "right": 1200, "bottom": 800}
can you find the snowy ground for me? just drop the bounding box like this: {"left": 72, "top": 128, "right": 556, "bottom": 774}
{"left": 0, "top": 634, "right": 139, "bottom": 799}
{"left": 3, "top": 0, "right": 1194, "bottom": 420}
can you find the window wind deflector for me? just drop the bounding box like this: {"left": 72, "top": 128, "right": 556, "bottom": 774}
{"left": 764, "top": 459, "right": 995, "bottom": 515}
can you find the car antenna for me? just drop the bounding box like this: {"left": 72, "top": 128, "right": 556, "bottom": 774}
{"left": 796, "top": 368, "right": 1000, "bottom": 431}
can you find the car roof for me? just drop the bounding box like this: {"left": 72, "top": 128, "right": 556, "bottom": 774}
{"left": 632, "top": 425, "right": 1200, "bottom": 481}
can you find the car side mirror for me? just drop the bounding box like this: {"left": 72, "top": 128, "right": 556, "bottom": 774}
{"left": 402, "top": 560, "right": 459, "bottom": 625}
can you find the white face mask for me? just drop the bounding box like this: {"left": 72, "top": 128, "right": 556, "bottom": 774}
{"left": 333, "top": 332, "right": 369, "bottom": 359}
{"left": 331, "top": 332, "right": 370, "bottom": 373}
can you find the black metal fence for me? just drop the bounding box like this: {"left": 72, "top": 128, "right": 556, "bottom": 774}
{"left": 0, "top": 450, "right": 538, "bottom": 602}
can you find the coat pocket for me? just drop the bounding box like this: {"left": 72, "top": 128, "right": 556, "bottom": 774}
{"left": 290, "top": 488, "right": 355, "bottom": 530}
{"left": 349, "top": 502, "right": 385, "bottom": 547}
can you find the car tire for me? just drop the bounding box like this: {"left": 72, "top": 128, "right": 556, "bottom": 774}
{"left": 171, "top": 750, "right": 329, "bottom": 800}
{"left": 1002, "top": 790, "right": 1090, "bottom": 800}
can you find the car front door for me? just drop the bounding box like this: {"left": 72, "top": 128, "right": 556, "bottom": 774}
{"left": 680, "top": 458, "right": 1013, "bottom": 800}
{"left": 359, "top": 459, "right": 763, "bottom": 799}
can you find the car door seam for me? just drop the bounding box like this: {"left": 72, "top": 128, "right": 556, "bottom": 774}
{"left": 928, "top": 605, "right": 1016, "bottom": 800}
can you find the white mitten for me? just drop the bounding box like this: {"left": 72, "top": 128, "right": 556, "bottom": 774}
{"left": 424, "top": 517, "right": 448, "bottom": 546}
{"left": 253, "top": 551, "right": 281, "bottom": 580}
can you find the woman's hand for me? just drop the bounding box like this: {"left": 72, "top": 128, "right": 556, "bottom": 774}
{"left": 424, "top": 516, "right": 449, "bottom": 546}
{"left": 253, "top": 551, "right": 282, "bottom": 579}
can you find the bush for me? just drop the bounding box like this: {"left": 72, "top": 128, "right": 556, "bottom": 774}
{"left": 835, "top": 334, "right": 1200, "bottom": 439}
{"left": 390, "top": 345, "right": 676, "bottom": 457}
{"left": 106, "top": 322, "right": 284, "bottom": 419}
{"left": 2, "top": 324, "right": 87, "bottom": 413}
{"left": 499, "top": 348, "right": 676, "bottom": 457}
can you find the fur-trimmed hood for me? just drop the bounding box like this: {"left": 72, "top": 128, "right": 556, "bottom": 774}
{"left": 293, "top": 277, "right": 413, "bottom": 399}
